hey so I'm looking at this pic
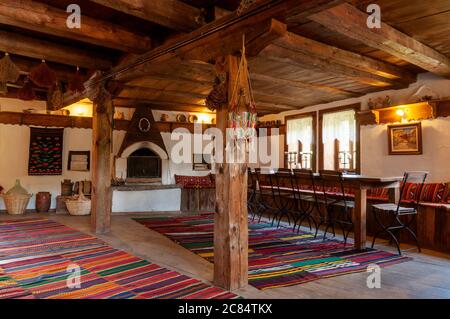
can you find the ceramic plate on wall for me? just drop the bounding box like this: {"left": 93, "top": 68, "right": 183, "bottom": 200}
{"left": 176, "top": 114, "right": 187, "bottom": 123}
{"left": 188, "top": 115, "right": 198, "bottom": 123}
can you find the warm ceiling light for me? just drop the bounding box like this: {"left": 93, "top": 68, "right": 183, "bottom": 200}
{"left": 396, "top": 109, "right": 405, "bottom": 117}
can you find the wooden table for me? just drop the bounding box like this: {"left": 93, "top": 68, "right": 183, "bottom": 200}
{"left": 337, "top": 175, "right": 403, "bottom": 249}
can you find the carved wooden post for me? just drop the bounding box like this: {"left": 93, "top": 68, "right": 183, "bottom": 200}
{"left": 213, "top": 55, "right": 249, "bottom": 290}
{"left": 90, "top": 82, "right": 113, "bottom": 234}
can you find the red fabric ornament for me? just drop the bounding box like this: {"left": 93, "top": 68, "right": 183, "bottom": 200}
{"left": 17, "top": 78, "right": 36, "bottom": 101}
{"left": 29, "top": 60, "right": 57, "bottom": 88}
{"left": 68, "top": 67, "right": 84, "bottom": 93}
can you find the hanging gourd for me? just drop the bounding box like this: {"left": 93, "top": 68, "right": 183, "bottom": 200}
{"left": 228, "top": 38, "right": 257, "bottom": 142}
{"left": 29, "top": 60, "right": 57, "bottom": 88}
{"left": 17, "top": 77, "right": 36, "bottom": 101}
{"left": 0, "top": 52, "right": 21, "bottom": 93}
{"left": 68, "top": 66, "right": 84, "bottom": 93}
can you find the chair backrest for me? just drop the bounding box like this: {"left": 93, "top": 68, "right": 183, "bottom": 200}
{"left": 254, "top": 167, "right": 276, "bottom": 201}
{"left": 292, "top": 168, "right": 318, "bottom": 209}
{"left": 319, "top": 170, "right": 350, "bottom": 209}
{"left": 273, "top": 168, "right": 294, "bottom": 209}
{"left": 399, "top": 171, "right": 428, "bottom": 212}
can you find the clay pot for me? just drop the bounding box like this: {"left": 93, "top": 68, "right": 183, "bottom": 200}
{"left": 36, "top": 192, "right": 51, "bottom": 213}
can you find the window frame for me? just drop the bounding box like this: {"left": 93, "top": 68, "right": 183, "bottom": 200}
{"left": 284, "top": 111, "right": 317, "bottom": 172}
{"left": 318, "top": 104, "right": 361, "bottom": 173}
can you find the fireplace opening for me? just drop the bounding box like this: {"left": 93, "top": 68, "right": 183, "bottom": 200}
{"left": 127, "top": 148, "right": 162, "bottom": 180}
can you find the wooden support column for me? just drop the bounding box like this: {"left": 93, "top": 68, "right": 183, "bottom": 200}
{"left": 213, "top": 55, "right": 249, "bottom": 290}
{"left": 91, "top": 84, "right": 113, "bottom": 234}
{"left": 353, "top": 188, "right": 367, "bottom": 250}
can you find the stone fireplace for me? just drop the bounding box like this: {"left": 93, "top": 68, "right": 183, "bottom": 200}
{"left": 115, "top": 141, "right": 170, "bottom": 184}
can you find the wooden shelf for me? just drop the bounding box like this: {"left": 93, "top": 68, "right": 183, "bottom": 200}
{"left": 0, "top": 111, "right": 130, "bottom": 130}
{"left": 358, "top": 99, "right": 450, "bottom": 126}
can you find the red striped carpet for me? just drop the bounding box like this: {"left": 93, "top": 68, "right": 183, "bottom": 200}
{"left": 135, "top": 213, "right": 411, "bottom": 290}
{"left": 0, "top": 218, "right": 238, "bottom": 299}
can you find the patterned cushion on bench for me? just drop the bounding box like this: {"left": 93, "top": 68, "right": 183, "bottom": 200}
{"left": 443, "top": 183, "right": 450, "bottom": 203}
{"left": 420, "top": 183, "right": 446, "bottom": 203}
{"left": 175, "top": 174, "right": 214, "bottom": 189}
{"left": 368, "top": 188, "right": 389, "bottom": 200}
{"left": 401, "top": 182, "right": 419, "bottom": 202}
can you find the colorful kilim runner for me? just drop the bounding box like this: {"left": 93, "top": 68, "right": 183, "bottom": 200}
{"left": 135, "top": 213, "right": 411, "bottom": 290}
{"left": 0, "top": 218, "right": 238, "bottom": 299}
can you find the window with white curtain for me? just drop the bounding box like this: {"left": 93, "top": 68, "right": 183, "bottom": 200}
{"left": 322, "top": 109, "right": 357, "bottom": 171}
{"left": 286, "top": 116, "right": 313, "bottom": 169}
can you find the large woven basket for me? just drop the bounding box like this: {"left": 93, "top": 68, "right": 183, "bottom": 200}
{"left": 1, "top": 193, "right": 32, "bottom": 215}
{"left": 65, "top": 191, "right": 91, "bottom": 216}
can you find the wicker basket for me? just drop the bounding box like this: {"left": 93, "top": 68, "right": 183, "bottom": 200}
{"left": 1, "top": 193, "right": 32, "bottom": 215}
{"left": 65, "top": 191, "right": 91, "bottom": 216}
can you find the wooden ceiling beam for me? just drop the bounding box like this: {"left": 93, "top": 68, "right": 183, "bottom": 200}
{"left": 89, "top": 0, "right": 204, "bottom": 31}
{"left": 250, "top": 72, "right": 361, "bottom": 98}
{"left": 0, "top": 30, "right": 112, "bottom": 70}
{"left": 136, "top": 60, "right": 362, "bottom": 99}
{"left": 274, "top": 31, "right": 416, "bottom": 84}
{"left": 310, "top": 3, "right": 450, "bottom": 78}
{"left": 0, "top": 0, "right": 151, "bottom": 53}
{"left": 260, "top": 45, "right": 400, "bottom": 88}
{"left": 121, "top": 85, "right": 207, "bottom": 100}
{"left": 106, "top": 0, "right": 346, "bottom": 82}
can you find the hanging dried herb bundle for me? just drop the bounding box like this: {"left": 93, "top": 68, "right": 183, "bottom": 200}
{"left": 17, "top": 78, "right": 36, "bottom": 101}
{"left": 48, "top": 81, "right": 63, "bottom": 110}
{"left": 206, "top": 75, "right": 227, "bottom": 111}
{"left": 29, "top": 60, "right": 57, "bottom": 88}
{"left": 236, "top": 0, "right": 257, "bottom": 15}
{"left": 0, "top": 53, "right": 21, "bottom": 93}
{"left": 68, "top": 67, "right": 84, "bottom": 93}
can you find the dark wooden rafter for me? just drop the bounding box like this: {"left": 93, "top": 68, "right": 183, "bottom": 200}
{"left": 89, "top": 0, "right": 205, "bottom": 31}
{"left": 0, "top": 30, "right": 112, "bottom": 70}
{"left": 309, "top": 3, "right": 450, "bottom": 78}
{"left": 99, "top": 0, "right": 347, "bottom": 83}
{"left": 0, "top": 0, "right": 151, "bottom": 53}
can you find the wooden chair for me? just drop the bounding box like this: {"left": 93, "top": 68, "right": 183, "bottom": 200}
{"left": 319, "top": 170, "right": 355, "bottom": 246}
{"left": 253, "top": 168, "right": 280, "bottom": 223}
{"left": 371, "top": 171, "right": 428, "bottom": 255}
{"left": 291, "top": 169, "right": 320, "bottom": 235}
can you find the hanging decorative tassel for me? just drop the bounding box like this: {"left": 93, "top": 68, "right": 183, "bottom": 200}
{"left": 48, "top": 81, "right": 63, "bottom": 110}
{"left": 68, "top": 66, "right": 84, "bottom": 93}
{"left": 29, "top": 60, "right": 57, "bottom": 88}
{"left": 17, "top": 78, "right": 36, "bottom": 101}
{"left": 228, "top": 36, "right": 258, "bottom": 143}
{"left": 0, "top": 53, "right": 21, "bottom": 93}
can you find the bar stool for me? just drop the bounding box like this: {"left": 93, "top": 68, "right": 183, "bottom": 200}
{"left": 319, "top": 170, "right": 355, "bottom": 246}
{"left": 371, "top": 171, "right": 428, "bottom": 255}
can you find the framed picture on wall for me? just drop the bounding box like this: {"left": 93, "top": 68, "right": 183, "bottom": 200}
{"left": 388, "top": 122, "right": 422, "bottom": 155}
{"left": 68, "top": 151, "right": 90, "bottom": 171}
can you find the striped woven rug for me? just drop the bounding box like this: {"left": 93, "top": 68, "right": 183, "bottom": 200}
{"left": 0, "top": 218, "right": 238, "bottom": 299}
{"left": 135, "top": 213, "right": 411, "bottom": 290}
